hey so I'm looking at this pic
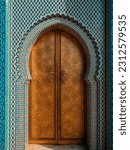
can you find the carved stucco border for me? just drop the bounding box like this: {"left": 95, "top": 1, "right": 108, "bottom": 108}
{"left": 10, "top": 15, "right": 104, "bottom": 150}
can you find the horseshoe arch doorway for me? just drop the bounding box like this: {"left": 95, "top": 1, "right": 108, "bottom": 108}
{"left": 28, "top": 25, "right": 89, "bottom": 147}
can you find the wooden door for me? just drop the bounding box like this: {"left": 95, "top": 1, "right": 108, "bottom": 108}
{"left": 29, "top": 29, "right": 86, "bottom": 145}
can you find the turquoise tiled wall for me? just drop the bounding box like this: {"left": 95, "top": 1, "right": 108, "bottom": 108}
{"left": 0, "top": 0, "right": 113, "bottom": 149}
{"left": 0, "top": 0, "right": 5, "bottom": 149}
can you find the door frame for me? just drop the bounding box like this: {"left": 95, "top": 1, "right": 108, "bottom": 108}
{"left": 18, "top": 15, "right": 100, "bottom": 150}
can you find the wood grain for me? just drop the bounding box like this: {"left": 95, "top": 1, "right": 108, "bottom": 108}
{"left": 29, "top": 29, "right": 86, "bottom": 144}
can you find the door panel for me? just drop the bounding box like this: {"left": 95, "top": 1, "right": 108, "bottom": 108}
{"left": 29, "top": 29, "right": 86, "bottom": 144}
{"left": 60, "top": 31, "right": 85, "bottom": 141}
{"left": 29, "top": 31, "right": 56, "bottom": 143}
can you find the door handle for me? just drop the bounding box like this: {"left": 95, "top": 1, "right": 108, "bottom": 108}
{"left": 61, "top": 71, "right": 66, "bottom": 82}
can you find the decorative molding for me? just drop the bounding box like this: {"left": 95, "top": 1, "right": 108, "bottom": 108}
{"left": 18, "top": 14, "right": 100, "bottom": 81}
{"left": 16, "top": 14, "right": 100, "bottom": 150}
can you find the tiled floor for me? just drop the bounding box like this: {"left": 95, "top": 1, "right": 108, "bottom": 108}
{"left": 28, "top": 144, "right": 86, "bottom": 150}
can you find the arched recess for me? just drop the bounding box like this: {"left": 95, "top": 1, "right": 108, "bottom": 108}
{"left": 17, "top": 15, "right": 100, "bottom": 150}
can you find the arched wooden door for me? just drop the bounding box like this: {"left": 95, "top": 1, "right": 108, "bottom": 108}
{"left": 29, "top": 29, "right": 86, "bottom": 145}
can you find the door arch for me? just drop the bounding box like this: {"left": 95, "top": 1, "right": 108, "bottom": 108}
{"left": 29, "top": 28, "right": 87, "bottom": 144}
{"left": 18, "top": 15, "right": 99, "bottom": 150}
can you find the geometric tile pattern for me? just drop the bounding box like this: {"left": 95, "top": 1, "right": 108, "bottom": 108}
{"left": 18, "top": 15, "right": 99, "bottom": 150}
{"left": 7, "top": 0, "right": 106, "bottom": 150}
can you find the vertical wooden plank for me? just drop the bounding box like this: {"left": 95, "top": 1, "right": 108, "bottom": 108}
{"left": 29, "top": 31, "right": 56, "bottom": 144}
{"left": 60, "top": 31, "right": 86, "bottom": 144}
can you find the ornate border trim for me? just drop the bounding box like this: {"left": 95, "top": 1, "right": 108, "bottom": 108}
{"left": 18, "top": 14, "right": 100, "bottom": 81}
{"left": 13, "top": 14, "right": 101, "bottom": 150}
